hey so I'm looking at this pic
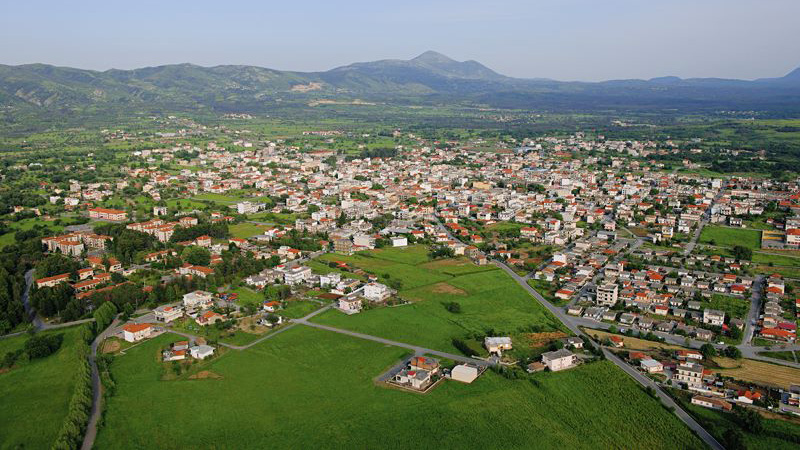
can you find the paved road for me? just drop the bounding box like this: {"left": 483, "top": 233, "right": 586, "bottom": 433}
{"left": 604, "top": 349, "right": 725, "bottom": 450}
{"left": 683, "top": 189, "right": 722, "bottom": 256}
{"left": 741, "top": 275, "right": 765, "bottom": 347}
{"left": 81, "top": 317, "right": 120, "bottom": 450}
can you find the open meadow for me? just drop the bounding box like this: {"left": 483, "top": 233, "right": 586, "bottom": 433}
{"left": 313, "top": 247, "right": 565, "bottom": 354}
{"left": 699, "top": 226, "right": 761, "bottom": 249}
{"left": 0, "top": 326, "right": 83, "bottom": 449}
{"left": 95, "top": 326, "right": 704, "bottom": 449}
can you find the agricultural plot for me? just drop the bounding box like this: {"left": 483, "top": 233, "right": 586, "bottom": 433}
{"left": 229, "top": 222, "right": 272, "bottom": 239}
{"left": 96, "top": 326, "right": 703, "bottom": 449}
{"left": 699, "top": 226, "right": 761, "bottom": 249}
{"left": 0, "top": 326, "right": 83, "bottom": 449}
{"left": 713, "top": 357, "right": 800, "bottom": 389}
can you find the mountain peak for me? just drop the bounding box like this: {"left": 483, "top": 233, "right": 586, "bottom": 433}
{"left": 411, "top": 51, "right": 456, "bottom": 64}
{"left": 784, "top": 66, "right": 800, "bottom": 79}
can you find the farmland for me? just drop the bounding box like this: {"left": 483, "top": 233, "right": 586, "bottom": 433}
{"left": 699, "top": 226, "right": 761, "bottom": 249}
{"left": 95, "top": 326, "right": 704, "bottom": 449}
{"left": 0, "top": 326, "right": 83, "bottom": 449}
{"left": 713, "top": 357, "right": 800, "bottom": 389}
{"left": 313, "top": 247, "right": 566, "bottom": 354}
{"left": 701, "top": 294, "right": 750, "bottom": 320}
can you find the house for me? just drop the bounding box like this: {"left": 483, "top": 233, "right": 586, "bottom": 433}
{"left": 703, "top": 309, "right": 725, "bottom": 326}
{"left": 393, "top": 368, "right": 432, "bottom": 390}
{"left": 450, "top": 364, "right": 479, "bottom": 383}
{"left": 691, "top": 396, "right": 732, "bottom": 411}
{"left": 736, "top": 390, "right": 763, "bottom": 404}
{"left": 484, "top": 336, "right": 513, "bottom": 355}
{"left": 761, "top": 327, "right": 795, "bottom": 342}
{"left": 162, "top": 348, "right": 186, "bottom": 361}
{"left": 676, "top": 350, "right": 703, "bottom": 361}
{"left": 609, "top": 336, "right": 624, "bottom": 348}
{"left": 122, "top": 323, "right": 153, "bottom": 343}
{"left": 154, "top": 305, "right": 183, "bottom": 323}
{"left": 363, "top": 282, "right": 392, "bottom": 302}
{"left": 676, "top": 363, "right": 704, "bottom": 388}
{"left": 337, "top": 296, "right": 362, "bottom": 314}
{"left": 409, "top": 356, "right": 440, "bottom": 374}
{"left": 564, "top": 337, "right": 584, "bottom": 349}
{"left": 262, "top": 301, "right": 281, "bottom": 312}
{"left": 541, "top": 349, "right": 577, "bottom": 372}
{"left": 36, "top": 273, "right": 70, "bottom": 289}
{"left": 196, "top": 310, "right": 224, "bottom": 326}
{"left": 183, "top": 290, "right": 214, "bottom": 309}
{"left": 640, "top": 359, "right": 663, "bottom": 373}
{"left": 189, "top": 344, "right": 215, "bottom": 360}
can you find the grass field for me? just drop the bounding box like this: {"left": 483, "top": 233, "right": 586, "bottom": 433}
{"left": 528, "top": 278, "right": 565, "bottom": 306}
{"left": 757, "top": 350, "right": 797, "bottom": 363}
{"left": 713, "top": 357, "right": 800, "bottom": 389}
{"left": 0, "top": 326, "right": 83, "bottom": 449}
{"left": 95, "top": 326, "right": 704, "bottom": 449}
{"left": 701, "top": 294, "right": 750, "bottom": 320}
{"left": 699, "top": 226, "right": 761, "bottom": 249}
{"left": 229, "top": 222, "right": 272, "bottom": 239}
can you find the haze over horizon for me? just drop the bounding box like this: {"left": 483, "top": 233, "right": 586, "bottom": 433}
{"left": 2, "top": 0, "right": 800, "bottom": 82}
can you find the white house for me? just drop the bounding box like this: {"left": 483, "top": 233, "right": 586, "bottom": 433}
{"left": 337, "top": 296, "right": 362, "bottom": 314}
{"left": 640, "top": 358, "right": 664, "bottom": 373}
{"left": 363, "top": 282, "right": 391, "bottom": 302}
{"left": 484, "top": 336, "right": 513, "bottom": 355}
{"left": 189, "top": 344, "right": 215, "bottom": 360}
{"left": 541, "top": 349, "right": 577, "bottom": 372}
{"left": 319, "top": 272, "right": 342, "bottom": 288}
{"left": 183, "top": 290, "right": 214, "bottom": 309}
{"left": 279, "top": 265, "right": 312, "bottom": 285}
{"left": 122, "top": 323, "right": 153, "bottom": 343}
{"left": 154, "top": 305, "right": 183, "bottom": 323}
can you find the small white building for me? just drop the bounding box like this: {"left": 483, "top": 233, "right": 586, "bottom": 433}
{"left": 391, "top": 237, "right": 408, "bottom": 247}
{"left": 189, "top": 344, "right": 215, "bottom": 360}
{"left": 640, "top": 358, "right": 664, "bottom": 373}
{"left": 450, "top": 364, "right": 479, "bottom": 383}
{"left": 122, "top": 323, "right": 153, "bottom": 343}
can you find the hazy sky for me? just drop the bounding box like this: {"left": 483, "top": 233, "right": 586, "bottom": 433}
{"left": 2, "top": 0, "right": 799, "bottom": 81}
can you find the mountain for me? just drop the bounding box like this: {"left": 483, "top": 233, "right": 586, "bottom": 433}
{"left": 2, "top": 52, "right": 800, "bottom": 116}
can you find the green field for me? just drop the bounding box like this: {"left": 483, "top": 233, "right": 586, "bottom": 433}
{"left": 95, "top": 326, "right": 704, "bottom": 449}
{"left": 699, "top": 226, "right": 761, "bottom": 249}
{"left": 0, "top": 326, "right": 83, "bottom": 449}
{"left": 313, "top": 251, "right": 562, "bottom": 352}
{"left": 229, "top": 222, "right": 272, "bottom": 239}
{"left": 701, "top": 294, "right": 750, "bottom": 320}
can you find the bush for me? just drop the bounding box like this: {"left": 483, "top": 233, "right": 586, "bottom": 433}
{"left": 444, "top": 301, "right": 462, "bottom": 314}
{"left": 24, "top": 333, "right": 64, "bottom": 359}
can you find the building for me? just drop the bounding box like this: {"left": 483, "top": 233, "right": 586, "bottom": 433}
{"left": 391, "top": 236, "right": 408, "bottom": 247}
{"left": 640, "top": 359, "right": 663, "bottom": 373}
{"left": 88, "top": 207, "right": 127, "bottom": 221}
{"left": 541, "top": 349, "right": 577, "bottom": 372}
{"left": 281, "top": 265, "right": 312, "bottom": 285}
{"left": 450, "top": 364, "right": 479, "bottom": 383}
{"left": 675, "top": 363, "right": 704, "bottom": 388}
{"left": 36, "top": 273, "right": 70, "bottom": 289}
{"left": 409, "top": 356, "right": 440, "bottom": 374}
{"left": 337, "top": 296, "right": 362, "bottom": 314}
{"left": 363, "top": 282, "right": 392, "bottom": 302}
{"left": 393, "top": 368, "right": 432, "bottom": 390}
{"left": 691, "top": 396, "right": 732, "bottom": 411}
{"left": 189, "top": 344, "right": 215, "bottom": 360}
{"left": 703, "top": 309, "right": 725, "bottom": 326}
{"left": 183, "top": 290, "right": 214, "bottom": 309}
{"left": 122, "top": 323, "right": 153, "bottom": 343}
{"left": 154, "top": 305, "right": 183, "bottom": 323}
{"left": 596, "top": 283, "right": 618, "bottom": 307}
{"left": 196, "top": 310, "right": 224, "bottom": 326}
{"left": 334, "top": 238, "right": 354, "bottom": 255}
{"left": 484, "top": 336, "right": 513, "bottom": 355}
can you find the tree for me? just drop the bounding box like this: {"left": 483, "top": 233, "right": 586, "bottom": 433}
{"left": 731, "top": 245, "right": 753, "bottom": 261}
{"left": 723, "top": 346, "right": 742, "bottom": 359}
{"left": 444, "top": 301, "right": 461, "bottom": 313}
{"left": 723, "top": 427, "right": 746, "bottom": 450}
{"left": 182, "top": 246, "right": 211, "bottom": 266}
{"left": 734, "top": 406, "right": 763, "bottom": 434}
{"left": 700, "top": 343, "right": 717, "bottom": 358}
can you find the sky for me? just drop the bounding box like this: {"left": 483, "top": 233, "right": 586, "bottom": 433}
{"left": 2, "top": 0, "right": 799, "bottom": 81}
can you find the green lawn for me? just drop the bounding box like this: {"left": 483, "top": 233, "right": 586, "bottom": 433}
{"left": 0, "top": 326, "right": 83, "bottom": 449}
{"left": 527, "top": 279, "right": 564, "bottom": 305}
{"left": 229, "top": 222, "right": 272, "bottom": 239}
{"left": 699, "top": 226, "right": 761, "bottom": 249}
{"left": 757, "top": 350, "right": 796, "bottom": 362}
{"left": 232, "top": 286, "right": 263, "bottom": 307}
{"left": 701, "top": 294, "right": 750, "bottom": 320}
{"left": 96, "top": 326, "right": 704, "bottom": 449}
{"left": 281, "top": 300, "right": 322, "bottom": 319}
